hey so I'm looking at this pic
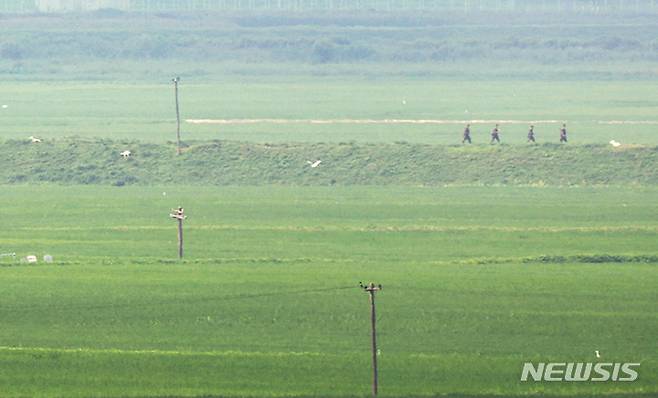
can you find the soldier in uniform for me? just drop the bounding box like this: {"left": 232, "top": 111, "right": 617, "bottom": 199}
{"left": 560, "top": 123, "right": 568, "bottom": 143}
{"left": 527, "top": 125, "right": 536, "bottom": 143}
{"left": 462, "top": 124, "right": 472, "bottom": 144}
{"left": 490, "top": 124, "right": 501, "bottom": 144}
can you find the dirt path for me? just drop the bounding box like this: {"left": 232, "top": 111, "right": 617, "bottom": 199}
{"left": 187, "top": 118, "right": 658, "bottom": 125}
{"left": 186, "top": 118, "right": 563, "bottom": 125}
{"left": 598, "top": 120, "right": 658, "bottom": 125}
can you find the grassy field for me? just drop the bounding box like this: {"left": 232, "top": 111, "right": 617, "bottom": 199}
{"left": 2, "top": 80, "right": 658, "bottom": 144}
{"left": 2, "top": 77, "right": 657, "bottom": 398}
{"left": 2, "top": 7, "right": 657, "bottom": 397}
{"left": 1, "top": 186, "right": 657, "bottom": 397}
{"left": 2, "top": 139, "right": 656, "bottom": 186}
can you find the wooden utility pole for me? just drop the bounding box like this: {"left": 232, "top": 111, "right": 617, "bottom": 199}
{"left": 170, "top": 206, "right": 186, "bottom": 259}
{"left": 172, "top": 76, "right": 182, "bottom": 155}
{"left": 360, "top": 282, "right": 383, "bottom": 397}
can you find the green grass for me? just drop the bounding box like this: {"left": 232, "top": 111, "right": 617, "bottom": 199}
{"left": 1, "top": 263, "right": 656, "bottom": 398}
{"left": 3, "top": 186, "right": 658, "bottom": 261}
{"left": 2, "top": 80, "right": 658, "bottom": 144}
{"left": 2, "top": 139, "right": 657, "bottom": 186}
{"left": 2, "top": 9, "right": 657, "bottom": 397}
{"left": 1, "top": 186, "right": 657, "bottom": 397}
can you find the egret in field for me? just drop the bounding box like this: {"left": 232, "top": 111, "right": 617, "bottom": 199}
{"left": 120, "top": 150, "right": 131, "bottom": 158}
{"left": 1, "top": 104, "right": 7, "bottom": 109}
{"left": 402, "top": 99, "right": 407, "bottom": 105}
{"left": 307, "top": 160, "right": 322, "bottom": 168}
{"left": 595, "top": 350, "right": 601, "bottom": 358}
{"left": 28, "top": 136, "right": 41, "bottom": 143}
{"left": 609, "top": 140, "right": 621, "bottom": 147}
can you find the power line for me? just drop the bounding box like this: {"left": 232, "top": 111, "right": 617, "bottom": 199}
{"left": 0, "top": 285, "right": 356, "bottom": 314}
{"left": 359, "top": 281, "right": 382, "bottom": 397}
{"left": 172, "top": 76, "right": 182, "bottom": 156}
{"left": 169, "top": 206, "right": 186, "bottom": 259}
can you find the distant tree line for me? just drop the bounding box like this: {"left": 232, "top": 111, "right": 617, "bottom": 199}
{"left": 2, "top": 19, "right": 658, "bottom": 64}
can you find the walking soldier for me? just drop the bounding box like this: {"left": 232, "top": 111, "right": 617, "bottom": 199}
{"left": 490, "top": 124, "right": 501, "bottom": 144}
{"left": 528, "top": 125, "right": 536, "bottom": 143}
{"left": 463, "top": 124, "right": 472, "bottom": 144}
{"left": 560, "top": 123, "right": 568, "bottom": 143}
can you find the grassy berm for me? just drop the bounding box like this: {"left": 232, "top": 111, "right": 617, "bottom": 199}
{"left": 1, "top": 139, "right": 656, "bottom": 186}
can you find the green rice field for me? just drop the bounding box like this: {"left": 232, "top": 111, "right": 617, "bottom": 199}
{"left": 1, "top": 186, "right": 656, "bottom": 397}
{"left": 2, "top": 80, "right": 658, "bottom": 144}
{"left": 2, "top": 6, "right": 658, "bottom": 397}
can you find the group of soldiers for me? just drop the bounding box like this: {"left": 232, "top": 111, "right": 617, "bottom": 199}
{"left": 462, "top": 123, "right": 568, "bottom": 144}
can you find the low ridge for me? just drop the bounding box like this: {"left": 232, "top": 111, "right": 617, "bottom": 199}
{"left": 2, "top": 139, "right": 656, "bottom": 186}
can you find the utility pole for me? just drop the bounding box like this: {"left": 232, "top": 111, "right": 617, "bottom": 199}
{"left": 172, "top": 76, "right": 182, "bottom": 155}
{"left": 360, "top": 282, "right": 383, "bottom": 397}
{"left": 170, "top": 206, "right": 186, "bottom": 259}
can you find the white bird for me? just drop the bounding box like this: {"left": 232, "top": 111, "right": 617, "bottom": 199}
{"left": 1, "top": 104, "right": 7, "bottom": 109}
{"left": 595, "top": 350, "right": 601, "bottom": 358}
{"left": 307, "top": 160, "right": 322, "bottom": 168}
{"left": 28, "top": 136, "right": 41, "bottom": 143}
{"left": 120, "top": 150, "right": 131, "bottom": 158}
{"left": 402, "top": 99, "right": 407, "bottom": 105}
{"left": 609, "top": 140, "right": 621, "bottom": 147}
